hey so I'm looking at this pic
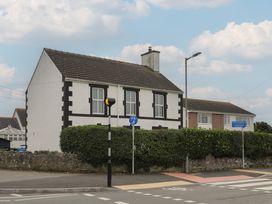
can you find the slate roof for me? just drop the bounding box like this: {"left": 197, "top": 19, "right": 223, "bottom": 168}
{"left": 44, "top": 48, "right": 182, "bottom": 93}
{"left": 185, "top": 98, "right": 255, "bottom": 116}
{"left": 0, "top": 117, "right": 20, "bottom": 130}
{"left": 14, "top": 108, "right": 26, "bottom": 127}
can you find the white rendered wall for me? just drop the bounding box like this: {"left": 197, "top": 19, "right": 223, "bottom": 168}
{"left": 69, "top": 82, "right": 181, "bottom": 129}
{"left": 27, "top": 51, "right": 63, "bottom": 152}
{"left": 139, "top": 89, "right": 153, "bottom": 117}
{"left": 70, "top": 82, "right": 90, "bottom": 114}
{"left": 224, "top": 115, "right": 254, "bottom": 131}
{"left": 70, "top": 116, "right": 180, "bottom": 130}
{"left": 167, "top": 93, "right": 179, "bottom": 119}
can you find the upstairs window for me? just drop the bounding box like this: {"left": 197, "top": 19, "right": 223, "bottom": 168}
{"left": 198, "top": 113, "right": 211, "bottom": 124}
{"left": 92, "top": 87, "right": 105, "bottom": 115}
{"left": 154, "top": 93, "right": 165, "bottom": 118}
{"left": 125, "top": 90, "right": 137, "bottom": 116}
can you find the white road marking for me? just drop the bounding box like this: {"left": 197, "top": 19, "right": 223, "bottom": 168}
{"left": 256, "top": 185, "right": 272, "bottom": 190}
{"left": 162, "top": 196, "right": 172, "bottom": 199}
{"left": 10, "top": 194, "right": 22, "bottom": 198}
{"left": 83, "top": 193, "right": 95, "bottom": 197}
{"left": 98, "top": 197, "right": 111, "bottom": 201}
{"left": 15, "top": 194, "right": 76, "bottom": 202}
{"left": 0, "top": 200, "right": 11, "bottom": 202}
{"left": 114, "top": 202, "right": 129, "bottom": 204}
{"left": 231, "top": 181, "right": 272, "bottom": 188}
{"left": 208, "top": 178, "right": 269, "bottom": 185}
{"left": 240, "top": 188, "right": 247, "bottom": 191}
{"left": 264, "top": 191, "right": 272, "bottom": 193}
{"left": 184, "top": 200, "right": 196, "bottom": 203}
{"left": 173, "top": 198, "right": 183, "bottom": 201}
{"left": 152, "top": 195, "right": 161, "bottom": 197}
{"left": 127, "top": 190, "right": 135, "bottom": 193}
{"left": 251, "top": 189, "right": 259, "bottom": 192}
{"left": 143, "top": 193, "right": 152, "bottom": 196}
{"left": 135, "top": 192, "right": 143, "bottom": 194}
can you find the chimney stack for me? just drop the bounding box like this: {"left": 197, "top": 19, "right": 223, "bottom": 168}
{"left": 141, "top": 46, "right": 160, "bottom": 72}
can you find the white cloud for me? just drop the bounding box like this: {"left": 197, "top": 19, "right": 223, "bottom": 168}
{"left": 191, "top": 20, "right": 272, "bottom": 59}
{"left": 0, "top": 63, "right": 15, "bottom": 84}
{"left": 145, "top": 0, "right": 231, "bottom": 9}
{"left": 0, "top": 0, "right": 150, "bottom": 41}
{"left": 117, "top": 43, "right": 185, "bottom": 73}
{"left": 189, "top": 86, "right": 225, "bottom": 100}
{"left": 233, "top": 97, "right": 271, "bottom": 110}
{"left": 0, "top": 87, "right": 24, "bottom": 100}
{"left": 266, "top": 88, "right": 272, "bottom": 97}
{"left": 180, "top": 54, "right": 252, "bottom": 75}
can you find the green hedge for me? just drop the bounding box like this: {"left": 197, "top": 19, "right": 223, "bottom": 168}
{"left": 60, "top": 126, "right": 272, "bottom": 171}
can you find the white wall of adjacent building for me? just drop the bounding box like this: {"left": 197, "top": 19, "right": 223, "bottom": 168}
{"left": 27, "top": 51, "right": 63, "bottom": 152}
{"left": 224, "top": 114, "right": 254, "bottom": 131}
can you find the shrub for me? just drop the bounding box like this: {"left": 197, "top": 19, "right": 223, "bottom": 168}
{"left": 60, "top": 126, "right": 272, "bottom": 171}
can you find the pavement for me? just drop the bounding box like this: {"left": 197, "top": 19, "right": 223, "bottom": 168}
{"left": 0, "top": 168, "right": 270, "bottom": 194}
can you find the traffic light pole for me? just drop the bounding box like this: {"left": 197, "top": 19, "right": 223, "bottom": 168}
{"left": 107, "top": 106, "right": 112, "bottom": 187}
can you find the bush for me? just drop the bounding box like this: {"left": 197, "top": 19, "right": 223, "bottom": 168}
{"left": 60, "top": 126, "right": 272, "bottom": 171}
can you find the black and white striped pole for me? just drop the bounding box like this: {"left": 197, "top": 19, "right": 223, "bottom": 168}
{"left": 105, "top": 98, "right": 116, "bottom": 187}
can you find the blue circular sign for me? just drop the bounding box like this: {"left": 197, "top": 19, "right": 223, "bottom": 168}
{"left": 129, "top": 116, "right": 138, "bottom": 126}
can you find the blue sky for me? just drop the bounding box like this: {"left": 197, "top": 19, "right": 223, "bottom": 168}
{"left": 0, "top": 0, "right": 271, "bottom": 124}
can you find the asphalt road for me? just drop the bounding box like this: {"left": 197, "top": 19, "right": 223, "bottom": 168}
{"left": 1, "top": 176, "right": 272, "bottom": 204}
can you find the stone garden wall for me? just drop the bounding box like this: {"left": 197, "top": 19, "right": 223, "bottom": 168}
{"left": 0, "top": 151, "right": 272, "bottom": 173}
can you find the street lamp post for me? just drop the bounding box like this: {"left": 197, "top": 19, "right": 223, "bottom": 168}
{"left": 185, "top": 52, "right": 202, "bottom": 173}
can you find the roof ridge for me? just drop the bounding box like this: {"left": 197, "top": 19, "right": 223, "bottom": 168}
{"left": 44, "top": 48, "right": 154, "bottom": 71}
{"left": 188, "top": 98, "right": 231, "bottom": 104}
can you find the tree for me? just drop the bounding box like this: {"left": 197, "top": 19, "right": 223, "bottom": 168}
{"left": 254, "top": 121, "right": 272, "bottom": 133}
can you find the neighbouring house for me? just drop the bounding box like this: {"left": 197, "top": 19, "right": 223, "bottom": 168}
{"left": 12, "top": 108, "right": 26, "bottom": 131}
{"left": 184, "top": 98, "right": 255, "bottom": 131}
{"left": 0, "top": 108, "right": 26, "bottom": 149}
{"left": 26, "top": 47, "right": 183, "bottom": 151}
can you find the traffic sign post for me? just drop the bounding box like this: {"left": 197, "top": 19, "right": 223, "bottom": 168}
{"left": 129, "top": 116, "right": 138, "bottom": 175}
{"left": 232, "top": 120, "right": 247, "bottom": 169}
{"left": 105, "top": 98, "right": 116, "bottom": 187}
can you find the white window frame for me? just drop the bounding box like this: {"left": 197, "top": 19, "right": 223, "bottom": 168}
{"left": 125, "top": 90, "right": 137, "bottom": 116}
{"left": 154, "top": 93, "right": 165, "bottom": 118}
{"left": 92, "top": 87, "right": 105, "bottom": 115}
{"left": 198, "top": 113, "right": 211, "bottom": 124}
{"left": 224, "top": 115, "right": 230, "bottom": 125}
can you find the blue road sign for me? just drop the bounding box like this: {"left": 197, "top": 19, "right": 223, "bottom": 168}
{"left": 232, "top": 120, "right": 247, "bottom": 128}
{"left": 129, "top": 116, "right": 138, "bottom": 126}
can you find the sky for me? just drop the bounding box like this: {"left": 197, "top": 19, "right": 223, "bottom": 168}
{"left": 0, "top": 0, "right": 271, "bottom": 124}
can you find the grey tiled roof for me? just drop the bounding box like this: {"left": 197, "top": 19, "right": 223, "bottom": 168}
{"left": 15, "top": 108, "right": 26, "bottom": 127}
{"left": 44, "top": 48, "right": 182, "bottom": 92}
{"left": 184, "top": 98, "right": 255, "bottom": 116}
{"left": 0, "top": 117, "right": 20, "bottom": 130}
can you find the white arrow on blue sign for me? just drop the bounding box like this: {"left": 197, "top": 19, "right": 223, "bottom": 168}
{"left": 129, "top": 116, "right": 138, "bottom": 126}
{"left": 232, "top": 120, "right": 247, "bottom": 128}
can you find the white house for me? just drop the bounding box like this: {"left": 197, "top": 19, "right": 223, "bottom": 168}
{"left": 183, "top": 98, "right": 255, "bottom": 131}
{"left": 0, "top": 108, "right": 26, "bottom": 149}
{"left": 26, "top": 47, "right": 183, "bottom": 152}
